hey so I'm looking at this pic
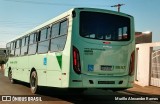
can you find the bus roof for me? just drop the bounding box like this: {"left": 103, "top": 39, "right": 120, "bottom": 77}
{"left": 8, "top": 8, "right": 74, "bottom": 42}
{"left": 8, "top": 7, "right": 133, "bottom": 43}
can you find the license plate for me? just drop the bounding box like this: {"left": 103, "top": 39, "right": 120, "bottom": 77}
{"left": 101, "top": 65, "right": 113, "bottom": 71}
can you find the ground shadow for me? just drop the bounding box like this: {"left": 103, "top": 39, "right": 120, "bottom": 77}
{"left": 13, "top": 81, "right": 160, "bottom": 104}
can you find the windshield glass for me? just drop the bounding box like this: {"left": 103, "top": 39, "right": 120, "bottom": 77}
{"left": 80, "top": 11, "right": 130, "bottom": 41}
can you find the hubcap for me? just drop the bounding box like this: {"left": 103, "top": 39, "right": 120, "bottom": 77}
{"left": 9, "top": 70, "right": 13, "bottom": 82}
{"left": 31, "top": 72, "right": 37, "bottom": 92}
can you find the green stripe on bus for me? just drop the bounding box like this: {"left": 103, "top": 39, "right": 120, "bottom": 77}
{"left": 55, "top": 53, "right": 62, "bottom": 69}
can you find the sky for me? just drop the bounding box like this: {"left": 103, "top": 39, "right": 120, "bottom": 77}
{"left": 0, "top": 0, "right": 160, "bottom": 48}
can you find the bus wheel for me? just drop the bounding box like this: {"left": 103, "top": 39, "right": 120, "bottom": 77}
{"left": 8, "top": 69, "right": 15, "bottom": 84}
{"left": 30, "top": 71, "right": 38, "bottom": 94}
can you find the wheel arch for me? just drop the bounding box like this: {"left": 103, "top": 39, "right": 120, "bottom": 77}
{"left": 30, "top": 68, "right": 37, "bottom": 77}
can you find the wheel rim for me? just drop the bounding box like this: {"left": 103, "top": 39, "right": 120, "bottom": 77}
{"left": 31, "top": 76, "right": 36, "bottom": 88}
{"left": 30, "top": 71, "right": 37, "bottom": 93}
{"left": 8, "top": 70, "right": 13, "bottom": 83}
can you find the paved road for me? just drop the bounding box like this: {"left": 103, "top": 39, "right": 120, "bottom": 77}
{"left": 0, "top": 71, "right": 159, "bottom": 104}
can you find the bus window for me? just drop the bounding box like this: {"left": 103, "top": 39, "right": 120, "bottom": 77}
{"left": 40, "top": 28, "right": 47, "bottom": 41}
{"left": 60, "top": 20, "right": 68, "bottom": 35}
{"left": 118, "top": 27, "right": 128, "bottom": 40}
{"left": 37, "top": 27, "right": 50, "bottom": 54}
{"left": 80, "top": 11, "right": 130, "bottom": 41}
{"left": 15, "top": 39, "right": 21, "bottom": 56}
{"left": 21, "top": 37, "right": 25, "bottom": 47}
{"left": 28, "top": 33, "right": 37, "bottom": 55}
{"left": 28, "top": 44, "right": 37, "bottom": 55}
{"left": 21, "top": 37, "right": 25, "bottom": 55}
{"left": 16, "top": 40, "right": 20, "bottom": 48}
{"left": 6, "top": 43, "right": 10, "bottom": 56}
{"left": 50, "top": 35, "right": 67, "bottom": 52}
{"left": 38, "top": 41, "right": 49, "bottom": 53}
{"left": 26, "top": 36, "right": 29, "bottom": 45}
{"left": 47, "top": 27, "right": 51, "bottom": 39}
{"left": 10, "top": 42, "right": 15, "bottom": 57}
{"left": 21, "top": 36, "right": 28, "bottom": 55}
{"left": 51, "top": 23, "right": 60, "bottom": 38}
{"left": 29, "top": 34, "right": 34, "bottom": 44}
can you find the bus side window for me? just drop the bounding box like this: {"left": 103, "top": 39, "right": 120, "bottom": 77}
{"left": 60, "top": 20, "right": 68, "bottom": 36}
{"left": 20, "top": 37, "right": 25, "bottom": 55}
{"left": 25, "top": 36, "right": 29, "bottom": 55}
{"left": 40, "top": 28, "right": 47, "bottom": 41}
{"left": 51, "top": 23, "right": 60, "bottom": 38}
{"left": 21, "top": 36, "right": 28, "bottom": 56}
{"left": 34, "top": 33, "right": 38, "bottom": 43}
{"left": 6, "top": 43, "right": 11, "bottom": 56}
{"left": 50, "top": 35, "right": 67, "bottom": 52}
{"left": 50, "top": 20, "right": 68, "bottom": 52}
{"left": 10, "top": 42, "right": 15, "bottom": 57}
{"left": 37, "top": 41, "right": 49, "bottom": 54}
{"left": 15, "top": 39, "right": 21, "bottom": 56}
{"left": 28, "top": 33, "right": 37, "bottom": 55}
{"left": 47, "top": 27, "right": 51, "bottom": 39}
{"left": 37, "top": 27, "right": 50, "bottom": 54}
{"left": 26, "top": 36, "right": 29, "bottom": 45}
{"left": 29, "top": 34, "right": 34, "bottom": 44}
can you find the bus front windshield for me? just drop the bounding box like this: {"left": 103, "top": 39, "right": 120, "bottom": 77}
{"left": 80, "top": 11, "right": 131, "bottom": 41}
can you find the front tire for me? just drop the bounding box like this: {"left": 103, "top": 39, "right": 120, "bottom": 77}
{"left": 30, "top": 71, "right": 38, "bottom": 94}
{"left": 8, "top": 69, "right": 15, "bottom": 84}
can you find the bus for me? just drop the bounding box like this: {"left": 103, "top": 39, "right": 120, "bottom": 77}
{"left": 5, "top": 8, "right": 135, "bottom": 94}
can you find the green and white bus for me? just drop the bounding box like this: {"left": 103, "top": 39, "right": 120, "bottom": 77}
{"left": 5, "top": 8, "right": 135, "bottom": 93}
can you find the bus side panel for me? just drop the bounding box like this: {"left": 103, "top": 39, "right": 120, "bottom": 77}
{"left": 9, "top": 57, "right": 18, "bottom": 80}
{"left": 4, "top": 58, "right": 12, "bottom": 77}
{"left": 61, "top": 16, "right": 72, "bottom": 88}
{"left": 61, "top": 52, "right": 71, "bottom": 88}
{"left": 28, "top": 55, "right": 47, "bottom": 86}
{"left": 16, "top": 56, "right": 29, "bottom": 82}
{"left": 46, "top": 70, "right": 62, "bottom": 87}
{"left": 46, "top": 15, "right": 72, "bottom": 88}
{"left": 46, "top": 53, "right": 62, "bottom": 87}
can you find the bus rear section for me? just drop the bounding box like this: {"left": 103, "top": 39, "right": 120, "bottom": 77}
{"left": 69, "top": 9, "right": 135, "bottom": 89}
